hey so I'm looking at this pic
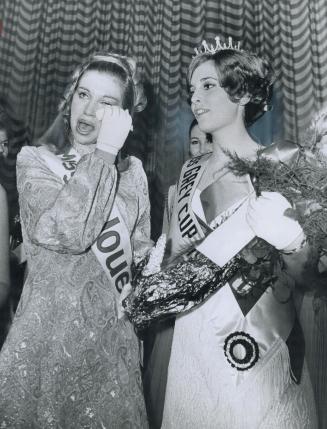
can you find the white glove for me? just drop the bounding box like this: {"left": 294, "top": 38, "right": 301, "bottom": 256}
{"left": 246, "top": 191, "right": 304, "bottom": 251}
{"left": 96, "top": 106, "right": 133, "bottom": 156}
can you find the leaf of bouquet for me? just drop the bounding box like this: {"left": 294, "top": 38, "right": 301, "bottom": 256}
{"left": 227, "top": 147, "right": 327, "bottom": 250}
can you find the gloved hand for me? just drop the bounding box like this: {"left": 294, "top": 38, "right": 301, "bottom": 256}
{"left": 96, "top": 106, "right": 133, "bottom": 156}
{"left": 246, "top": 191, "right": 305, "bottom": 251}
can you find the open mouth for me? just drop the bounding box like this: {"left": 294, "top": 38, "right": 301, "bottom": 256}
{"left": 77, "top": 119, "right": 95, "bottom": 135}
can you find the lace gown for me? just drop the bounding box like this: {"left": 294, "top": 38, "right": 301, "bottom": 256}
{"left": 0, "top": 147, "right": 150, "bottom": 428}
{"left": 161, "top": 189, "right": 317, "bottom": 429}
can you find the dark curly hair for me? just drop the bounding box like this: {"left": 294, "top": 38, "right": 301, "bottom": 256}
{"left": 187, "top": 48, "right": 274, "bottom": 127}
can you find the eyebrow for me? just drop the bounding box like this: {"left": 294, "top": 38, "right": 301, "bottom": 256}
{"left": 77, "top": 86, "right": 89, "bottom": 92}
{"left": 190, "top": 76, "right": 218, "bottom": 89}
{"left": 200, "top": 76, "right": 218, "bottom": 81}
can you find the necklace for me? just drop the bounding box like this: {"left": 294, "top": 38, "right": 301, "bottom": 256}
{"left": 72, "top": 140, "right": 95, "bottom": 156}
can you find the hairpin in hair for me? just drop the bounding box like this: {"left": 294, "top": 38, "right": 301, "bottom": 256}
{"left": 193, "top": 36, "right": 241, "bottom": 57}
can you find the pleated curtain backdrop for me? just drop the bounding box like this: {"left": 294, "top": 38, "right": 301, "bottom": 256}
{"left": 1, "top": 1, "right": 327, "bottom": 426}
{"left": 1, "top": 0, "right": 327, "bottom": 237}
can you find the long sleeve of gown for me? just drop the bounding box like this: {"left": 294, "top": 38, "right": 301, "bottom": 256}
{"left": 17, "top": 146, "right": 117, "bottom": 254}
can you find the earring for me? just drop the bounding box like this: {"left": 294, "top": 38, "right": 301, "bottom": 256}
{"left": 239, "top": 95, "right": 250, "bottom": 106}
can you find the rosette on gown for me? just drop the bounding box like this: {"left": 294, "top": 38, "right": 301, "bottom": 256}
{"left": 160, "top": 186, "right": 317, "bottom": 429}
{"left": 128, "top": 148, "right": 319, "bottom": 429}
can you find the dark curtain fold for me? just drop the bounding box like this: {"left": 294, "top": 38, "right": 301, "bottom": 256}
{"left": 1, "top": 1, "right": 327, "bottom": 426}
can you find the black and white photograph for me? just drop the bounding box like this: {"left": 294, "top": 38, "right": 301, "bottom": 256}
{"left": 0, "top": 1, "right": 326, "bottom": 428}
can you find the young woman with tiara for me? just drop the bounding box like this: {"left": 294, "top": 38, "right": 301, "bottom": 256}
{"left": 131, "top": 38, "right": 318, "bottom": 428}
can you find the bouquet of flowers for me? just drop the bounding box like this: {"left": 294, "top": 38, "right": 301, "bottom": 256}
{"left": 225, "top": 134, "right": 327, "bottom": 302}
{"left": 227, "top": 140, "right": 327, "bottom": 256}
{"left": 123, "top": 235, "right": 238, "bottom": 330}
{"left": 124, "top": 234, "right": 288, "bottom": 330}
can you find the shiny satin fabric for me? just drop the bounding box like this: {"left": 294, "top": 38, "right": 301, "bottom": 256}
{"left": 261, "top": 139, "right": 301, "bottom": 165}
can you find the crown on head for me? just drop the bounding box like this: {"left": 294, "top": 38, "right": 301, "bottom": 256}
{"left": 193, "top": 36, "right": 241, "bottom": 57}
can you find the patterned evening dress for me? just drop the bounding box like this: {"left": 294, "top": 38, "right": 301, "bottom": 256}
{"left": 0, "top": 147, "right": 150, "bottom": 428}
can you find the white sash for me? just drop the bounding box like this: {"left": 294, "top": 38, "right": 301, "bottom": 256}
{"left": 168, "top": 153, "right": 255, "bottom": 266}
{"left": 39, "top": 146, "right": 132, "bottom": 295}
{"left": 196, "top": 182, "right": 256, "bottom": 267}
{"left": 166, "top": 154, "right": 208, "bottom": 261}
{"left": 169, "top": 153, "right": 295, "bottom": 361}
